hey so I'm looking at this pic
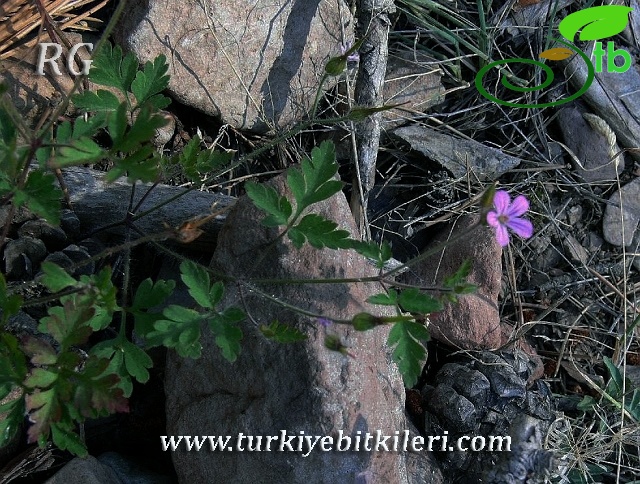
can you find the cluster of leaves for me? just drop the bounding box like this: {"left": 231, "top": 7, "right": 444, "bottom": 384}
{"left": 0, "top": 38, "right": 479, "bottom": 458}
{"left": 0, "top": 256, "right": 248, "bottom": 455}
{"left": 0, "top": 42, "right": 245, "bottom": 455}
{"left": 245, "top": 140, "right": 477, "bottom": 387}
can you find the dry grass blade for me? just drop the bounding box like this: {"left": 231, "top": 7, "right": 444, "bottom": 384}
{"left": 0, "top": 0, "right": 110, "bottom": 60}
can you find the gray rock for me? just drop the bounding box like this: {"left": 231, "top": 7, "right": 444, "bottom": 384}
{"left": 98, "top": 452, "right": 174, "bottom": 484}
{"left": 392, "top": 126, "right": 521, "bottom": 180}
{"left": 115, "top": 1, "right": 352, "bottom": 133}
{"left": 3, "top": 236, "right": 47, "bottom": 279}
{"left": 562, "top": 234, "right": 589, "bottom": 264}
{"left": 18, "top": 219, "right": 68, "bottom": 251}
{"left": 421, "top": 351, "right": 555, "bottom": 482}
{"left": 60, "top": 209, "right": 81, "bottom": 235}
{"left": 556, "top": 107, "right": 623, "bottom": 183}
{"left": 62, "top": 244, "right": 94, "bottom": 276}
{"left": 382, "top": 51, "right": 445, "bottom": 128}
{"left": 43, "top": 251, "right": 76, "bottom": 273}
{"left": 164, "top": 173, "right": 441, "bottom": 483}
{"left": 603, "top": 177, "right": 640, "bottom": 247}
{"left": 44, "top": 456, "right": 122, "bottom": 484}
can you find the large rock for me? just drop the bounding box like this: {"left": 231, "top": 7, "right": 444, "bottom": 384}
{"left": 402, "top": 215, "right": 503, "bottom": 349}
{"left": 164, "top": 173, "right": 441, "bottom": 483}
{"left": 116, "top": 1, "right": 352, "bottom": 133}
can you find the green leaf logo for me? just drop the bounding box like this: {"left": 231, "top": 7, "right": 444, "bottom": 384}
{"left": 559, "top": 5, "right": 633, "bottom": 42}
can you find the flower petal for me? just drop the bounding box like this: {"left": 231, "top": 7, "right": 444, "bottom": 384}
{"left": 507, "top": 195, "right": 529, "bottom": 217}
{"left": 507, "top": 217, "right": 534, "bottom": 239}
{"left": 495, "top": 224, "right": 510, "bottom": 246}
{"left": 486, "top": 211, "right": 500, "bottom": 228}
{"left": 493, "top": 190, "right": 510, "bottom": 214}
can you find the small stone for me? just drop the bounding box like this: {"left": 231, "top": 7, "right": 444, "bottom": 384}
{"left": 62, "top": 244, "right": 94, "bottom": 276}
{"left": 603, "top": 177, "right": 640, "bottom": 246}
{"left": 43, "top": 251, "right": 75, "bottom": 273}
{"left": 3, "top": 237, "right": 47, "bottom": 279}
{"left": 60, "top": 209, "right": 81, "bottom": 235}
{"left": 557, "top": 107, "right": 623, "bottom": 182}
{"left": 393, "top": 125, "right": 521, "bottom": 180}
{"left": 18, "top": 219, "right": 68, "bottom": 251}
{"left": 44, "top": 456, "right": 121, "bottom": 484}
{"left": 567, "top": 205, "right": 583, "bottom": 226}
{"left": 562, "top": 234, "right": 589, "bottom": 264}
{"left": 424, "top": 384, "right": 477, "bottom": 433}
{"left": 401, "top": 214, "right": 504, "bottom": 349}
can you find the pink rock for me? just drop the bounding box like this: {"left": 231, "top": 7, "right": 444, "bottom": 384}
{"left": 164, "top": 173, "right": 442, "bottom": 483}
{"left": 402, "top": 215, "right": 503, "bottom": 349}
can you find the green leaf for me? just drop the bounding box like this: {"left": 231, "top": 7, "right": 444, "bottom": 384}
{"left": 174, "top": 136, "right": 234, "bottom": 182}
{"left": 260, "top": 321, "right": 307, "bottom": 343}
{"left": 133, "top": 278, "right": 176, "bottom": 309}
{"left": 13, "top": 171, "right": 62, "bottom": 225}
{"left": 0, "top": 333, "right": 28, "bottom": 383}
{"left": 388, "top": 321, "right": 430, "bottom": 387}
{"left": 288, "top": 141, "right": 343, "bottom": 216}
{"left": 0, "top": 103, "right": 16, "bottom": 145}
{"left": 111, "top": 105, "right": 168, "bottom": 154}
{"left": 208, "top": 307, "right": 245, "bottom": 362}
{"left": 148, "top": 305, "right": 203, "bottom": 358}
{"left": 245, "top": 181, "right": 292, "bottom": 227}
{"left": 367, "top": 289, "right": 398, "bottom": 306}
{"left": 90, "top": 42, "right": 138, "bottom": 94}
{"left": 180, "top": 260, "right": 214, "bottom": 309}
{"left": 51, "top": 422, "right": 88, "bottom": 457}
{"left": 398, "top": 288, "right": 443, "bottom": 314}
{"left": 577, "top": 395, "right": 597, "bottom": 412}
{"left": 40, "top": 261, "right": 78, "bottom": 292}
{"left": 288, "top": 214, "right": 352, "bottom": 249}
{"left": 0, "top": 393, "right": 24, "bottom": 447}
{"left": 22, "top": 336, "right": 57, "bottom": 365}
{"left": 24, "top": 368, "right": 58, "bottom": 389}
{"left": 39, "top": 299, "right": 94, "bottom": 349}
{"left": 25, "top": 388, "right": 59, "bottom": 443}
{"left": 131, "top": 278, "right": 175, "bottom": 337}
{"left": 121, "top": 339, "right": 152, "bottom": 384}
{"left": 106, "top": 146, "right": 160, "bottom": 183}
{"left": 72, "top": 89, "right": 121, "bottom": 113}
{"left": 55, "top": 136, "right": 104, "bottom": 166}
{"left": 443, "top": 259, "right": 472, "bottom": 288}
{"left": 131, "top": 54, "right": 170, "bottom": 109}
{"left": 0, "top": 272, "right": 22, "bottom": 325}
{"left": 351, "top": 240, "right": 392, "bottom": 269}
{"left": 603, "top": 356, "right": 623, "bottom": 398}
{"left": 559, "top": 5, "right": 633, "bottom": 41}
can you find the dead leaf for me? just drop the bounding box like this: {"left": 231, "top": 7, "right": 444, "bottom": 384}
{"left": 539, "top": 47, "right": 574, "bottom": 61}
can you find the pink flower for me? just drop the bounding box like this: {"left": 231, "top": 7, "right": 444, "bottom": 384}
{"left": 486, "top": 190, "right": 533, "bottom": 246}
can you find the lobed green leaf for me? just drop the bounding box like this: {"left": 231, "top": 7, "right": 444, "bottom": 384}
{"left": 388, "top": 321, "right": 430, "bottom": 387}
{"left": 260, "top": 321, "right": 307, "bottom": 343}
{"left": 398, "top": 288, "right": 443, "bottom": 314}
{"left": 131, "top": 54, "right": 170, "bottom": 109}
{"left": 89, "top": 43, "right": 138, "bottom": 95}
{"left": 13, "top": 171, "right": 62, "bottom": 225}
{"left": 288, "top": 214, "right": 352, "bottom": 249}
{"left": 245, "top": 181, "right": 292, "bottom": 227}
{"left": 180, "top": 260, "right": 213, "bottom": 309}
